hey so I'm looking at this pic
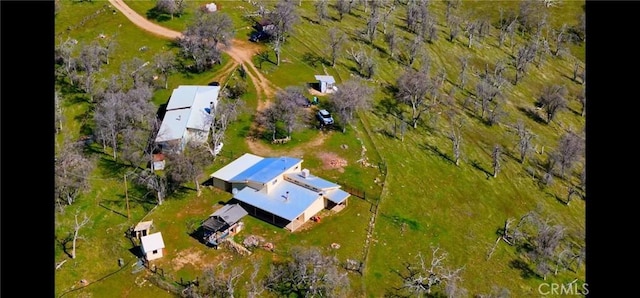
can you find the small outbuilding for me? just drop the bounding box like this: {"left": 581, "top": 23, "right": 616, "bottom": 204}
{"left": 202, "top": 204, "right": 248, "bottom": 246}
{"left": 140, "top": 232, "right": 165, "bottom": 261}
{"left": 133, "top": 220, "right": 153, "bottom": 240}
{"left": 314, "top": 75, "right": 336, "bottom": 93}
{"left": 151, "top": 153, "right": 165, "bottom": 171}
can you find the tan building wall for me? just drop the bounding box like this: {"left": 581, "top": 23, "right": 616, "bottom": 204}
{"left": 302, "top": 196, "right": 325, "bottom": 222}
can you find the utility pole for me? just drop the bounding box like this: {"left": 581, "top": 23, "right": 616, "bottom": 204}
{"left": 124, "top": 174, "right": 130, "bottom": 219}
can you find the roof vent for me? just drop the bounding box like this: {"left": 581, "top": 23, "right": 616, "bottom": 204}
{"left": 302, "top": 169, "right": 310, "bottom": 178}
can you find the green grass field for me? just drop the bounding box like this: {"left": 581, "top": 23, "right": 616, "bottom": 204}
{"left": 55, "top": 0, "right": 585, "bottom": 297}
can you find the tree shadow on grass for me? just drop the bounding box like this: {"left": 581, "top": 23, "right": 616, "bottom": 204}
{"left": 97, "top": 156, "right": 130, "bottom": 178}
{"left": 145, "top": 7, "right": 172, "bottom": 23}
{"left": 422, "top": 143, "right": 455, "bottom": 165}
{"left": 374, "top": 97, "right": 402, "bottom": 120}
{"left": 56, "top": 232, "right": 74, "bottom": 259}
{"left": 301, "top": 52, "right": 328, "bottom": 68}
{"left": 509, "top": 259, "right": 537, "bottom": 279}
{"left": 470, "top": 159, "right": 493, "bottom": 179}
{"left": 99, "top": 201, "right": 128, "bottom": 219}
{"left": 517, "top": 106, "right": 547, "bottom": 124}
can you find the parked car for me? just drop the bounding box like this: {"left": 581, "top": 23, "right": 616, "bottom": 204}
{"left": 316, "top": 109, "right": 334, "bottom": 126}
{"left": 249, "top": 31, "right": 269, "bottom": 42}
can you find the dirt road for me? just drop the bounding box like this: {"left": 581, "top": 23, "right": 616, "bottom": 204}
{"left": 108, "top": 0, "right": 278, "bottom": 104}
{"left": 108, "top": 0, "right": 290, "bottom": 153}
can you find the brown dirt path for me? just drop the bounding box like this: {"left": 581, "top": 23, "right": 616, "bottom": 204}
{"left": 109, "top": 0, "right": 329, "bottom": 157}
{"left": 109, "top": 0, "right": 280, "bottom": 147}
{"left": 108, "top": 0, "right": 278, "bottom": 104}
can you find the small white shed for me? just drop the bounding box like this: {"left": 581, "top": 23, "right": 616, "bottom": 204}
{"left": 314, "top": 75, "right": 336, "bottom": 93}
{"left": 140, "top": 232, "right": 165, "bottom": 261}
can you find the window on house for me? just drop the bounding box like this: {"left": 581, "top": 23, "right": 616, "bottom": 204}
{"left": 153, "top": 249, "right": 158, "bottom": 254}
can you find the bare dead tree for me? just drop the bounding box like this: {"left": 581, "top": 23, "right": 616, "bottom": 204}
{"left": 384, "top": 27, "right": 399, "bottom": 59}
{"left": 514, "top": 119, "right": 535, "bottom": 164}
{"left": 492, "top": 144, "right": 501, "bottom": 178}
{"left": 178, "top": 10, "right": 234, "bottom": 72}
{"left": 449, "top": 122, "right": 462, "bottom": 166}
{"left": 457, "top": 54, "right": 470, "bottom": 89}
{"left": 510, "top": 210, "right": 568, "bottom": 280}
{"left": 380, "top": 2, "right": 396, "bottom": 35}
{"left": 55, "top": 37, "right": 79, "bottom": 87}
{"left": 122, "top": 57, "right": 155, "bottom": 90}
{"left": 463, "top": 18, "right": 479, "bottom": 48}
{"left": 246, "top": 262, "right": 265, "bottom": 298}
{"left": 447, "top": 14, "right": 461, "bottom": 43}
{"left": 329, "top": 78, "right": 374, "bottom": 133}
{"left": 475, "top": 73, "right": 503, "bottom": 120}
{"left": 135, "top": 169, "right": 168, "bottom": 205}
{"left": 538, "top": 84, "right": 568, "bottom": 124}
{"left": 364, "top": 1, "right": 380, "bottom": 44}
{"left": 327, "top": 27, "right": 347, "bottom": 67}
{"left": 258, "top": 105, "right": 281, "bottom": 141}
{"left": 196, "top": 262, "right": 245, "bottom": 298}
{"left": 274, "top": 86, "right": 305, "bottom": 137}
{"left": 71, "top": 211, "right": 91, "bottom": 259}
{"left": 405, "top": 35, "right": 424, "bottom": 67}
{"left": 347, "top": 47, "right": 376, "bottom": 79}
{"left": 55, "top": 90, "right": 65, "bottom": 134}
{"left": 155, "top": 0, "right": 185, "bottom": 20}
{"left": 487, "top": 218, "right": 516, "bottom": 260}
{"left": 314, "top": 0, "right": 329, "bottom": 24}
{"left": 400, "top": 246, "right": 466, "bottom": 297}
{"left": 518, "top": 0, "right": 546, "bottom": 35}
{"left": 206, "top": 97, "right": 244, "bottom": 157}
{"left": 266, "top": 246, "right": 350, "bottom": 297}
{"left": 153, "top": 51, "right": 177, "bottom": 89}
{"left": 405, "top": 0, "right": 429, "bottom": 35}
{"left": 268, "top": 0, "right": 299, "bottom": 65}
{"left": 498, "top": 11, "right": 518, "bottom": 49}
{"left": 514, "top": 42, "right": 537, "bottom": 85}
{"left": 335, "top": 0, "right": 350, "bottom": 21}
{"left": 396, "top": 67, "right": 433, "bottom": 128}
{"left": 165, "top": 141, "right": 211, "bottom": 197}
{"left": 444, "top": 0, "right": 461, "bottom": 24}
{"left": 530, "top": 220, "right": 565, "bottom": 280}
{"left": 55, "top": 140, "right": 94, "bottom": 210}
{"left": 549, "top": 130, "right": 584, "bottom": 179}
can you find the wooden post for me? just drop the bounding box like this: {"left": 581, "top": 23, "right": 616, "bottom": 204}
{"left": 124, "top": 174, "right": 130, "bottom": 219}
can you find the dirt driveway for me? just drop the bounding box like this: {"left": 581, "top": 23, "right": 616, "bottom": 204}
{"left": 108, "top": 0, "right": 278, "bottom": 105}
{"left": 108, "top": 0, "right": 335, "bottom": 157}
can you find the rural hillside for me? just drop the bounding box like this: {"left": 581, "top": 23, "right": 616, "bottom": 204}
{"left": 54, "top": 0, "right": 586, "bottom": 297}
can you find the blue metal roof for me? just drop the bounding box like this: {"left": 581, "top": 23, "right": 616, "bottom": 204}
{"left": 324, "top": 188, "right": 350, "bottom": 204}
{"left": 210, "top": 153, "right": 264, "bottom": 180}
{"left": 235, "top": 180, "right": 320, "bottom": 221}
{"left": 284, "top": 172, "right": 340, "bottom": 190}
{"left": 231, "top": 157, "right": 301, "bottom": 184}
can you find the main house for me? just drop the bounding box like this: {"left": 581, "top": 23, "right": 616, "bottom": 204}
{"left": 210, "top": 153, "right": 350, "bottom": 232}
{"left": 155, "top": 85, "right": 220, "bottom": 153}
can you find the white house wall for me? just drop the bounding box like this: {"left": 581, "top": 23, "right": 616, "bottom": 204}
{"left": 146, "top": 249, "right": 164, "bottom": 261}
